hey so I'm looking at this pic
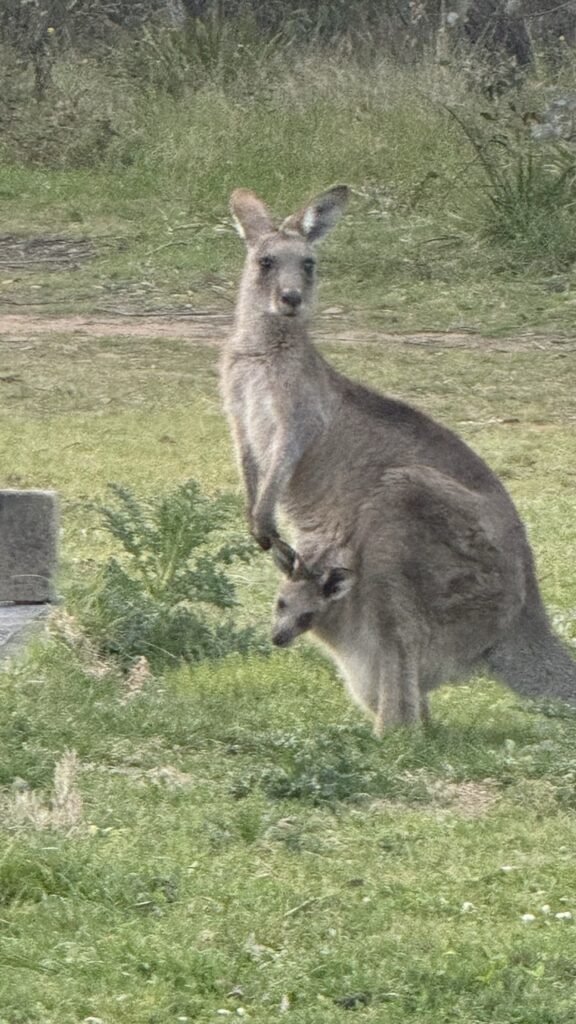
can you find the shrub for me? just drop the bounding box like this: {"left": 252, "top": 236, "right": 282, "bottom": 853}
{"left": 74, "top": 479, "right": 262, "bottom": 670}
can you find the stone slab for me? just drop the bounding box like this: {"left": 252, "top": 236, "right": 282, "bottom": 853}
{"left": 0, "top": 603, "right": 48, "bottom": 661}
{"left": 0, "top": 490, "right": 58, "bottom": 602}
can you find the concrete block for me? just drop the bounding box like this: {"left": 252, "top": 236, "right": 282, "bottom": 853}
{"left": 0, "top": 603, "right": 48, "bottom": 661}
{"left": 0, "top": 490, "right": 58, "bottom": 603}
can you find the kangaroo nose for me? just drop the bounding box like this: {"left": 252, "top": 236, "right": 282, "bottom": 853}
{"left": 272, "top": 630, "right": 291, "bottom": 647}
{"left": 280, "top": 289, "right": 302, "bottom": 310}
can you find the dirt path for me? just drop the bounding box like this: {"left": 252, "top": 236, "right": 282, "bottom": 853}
{"left": 0, "top": 311, "right": 575, "bottom": 351}
{"left": 0, "top": 312, "right": 231, "bottom": 345}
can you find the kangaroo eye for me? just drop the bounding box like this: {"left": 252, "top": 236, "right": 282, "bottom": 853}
{"left": 259, "top": 255, "right": 274, "bottom": 271}
{"left": 303, "top": 258, "right": 315, "bottom": 274}
{"left": 297, "top": 612, "right": 313, "bottom": 630}
{"left": 277, "top": 598, "right": 287, "bottom": 611}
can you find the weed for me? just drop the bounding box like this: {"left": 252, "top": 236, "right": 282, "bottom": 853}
{"left": 72, "top": 479, "right": 262, "bottom": 670}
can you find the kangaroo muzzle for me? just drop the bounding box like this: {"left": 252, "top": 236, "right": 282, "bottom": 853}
{"left": 272, "top": 629, "right": 294, "bottom": 648}
{"left": 280, "top": 289, "right": 302, "bottom": 314}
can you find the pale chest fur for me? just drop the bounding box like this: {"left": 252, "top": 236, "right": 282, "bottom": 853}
{"left": 224, "top": 361, "right": 280, "bottom": 470}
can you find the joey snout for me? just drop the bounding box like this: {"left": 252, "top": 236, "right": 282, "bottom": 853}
{"left": 271, "top": 628, "right": 294, "bottom": 648}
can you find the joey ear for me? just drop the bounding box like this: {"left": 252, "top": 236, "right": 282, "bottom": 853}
{"left": 292, "top": 554, "right": 315, "bottom": 582}
{"left": 271, "top": 537, "right": 298, "bottom": 577}
{"left": 229, "top": 188, "right": 275, "bottom": 245}
{"left": 281, "top": 185, "right": 349, "bottom": 243}
{"left": 322, "top": 567, "right": 355, "bottom": 601}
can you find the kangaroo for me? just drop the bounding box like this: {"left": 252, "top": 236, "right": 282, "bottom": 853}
{"left": 222, "top": 186, "right": 576, "bottom": 711}
{"left": 270, "top": 465, "right": 575, "bottom": 732}
{"left": 270, "top": 535, "right": 425, "bottom": 735}
{"left": 270, "top": 460, "right": 546, "bottom": 732}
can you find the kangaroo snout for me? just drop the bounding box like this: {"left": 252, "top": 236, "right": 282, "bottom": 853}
{"left": 280, "top": 289, "right": 302, "bottom": 313}
{"left": 272, "top": 629, "right": 293, "bottom": 647}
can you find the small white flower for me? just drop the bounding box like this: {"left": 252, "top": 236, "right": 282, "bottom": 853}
{"left": 555, "top": 911, "right": 573, "bottom": 920}
{"left": 500, "top": 865, "right": 517, "bottom": 873}
{"left": 540, "top": 905, "right": 551, "bottom": 915}
{"left": 521, "top": 913, "right": 536, "bottom": 923}
{"left": 461, "top": 901, "right": 475, "bottom": 913}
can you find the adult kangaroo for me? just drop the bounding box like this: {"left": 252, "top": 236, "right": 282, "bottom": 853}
{"left": 221, "top": 185, "right": 576, "bottom": 720}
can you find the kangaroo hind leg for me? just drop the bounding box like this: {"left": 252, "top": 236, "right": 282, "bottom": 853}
{"left": 374, "top": 644, "right": 422, "bottom": 738}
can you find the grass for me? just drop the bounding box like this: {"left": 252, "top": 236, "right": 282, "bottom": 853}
{"left": 2, "top": 55, "right": 576, "bottom": 333}
{"left": 0, "top": 314, "right": 575, "bottom": 1021}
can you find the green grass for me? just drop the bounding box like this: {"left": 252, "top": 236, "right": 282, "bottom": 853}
{"left": 2, "top": 55, "right": 576, "bottom": 333}
{"left": 0, "top": 319, "right": 575, "bottom": 1022}
{"left": 2, "top": 646, "right": 576, "bottom": 1023}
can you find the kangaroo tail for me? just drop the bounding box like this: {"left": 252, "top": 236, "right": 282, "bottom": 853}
{"left": 486, "top": 601, "right": 576, "bottom": 703}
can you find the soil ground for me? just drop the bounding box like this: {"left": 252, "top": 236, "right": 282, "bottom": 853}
{"left": 1, "top": 312, "right": 576, "bottom": 352}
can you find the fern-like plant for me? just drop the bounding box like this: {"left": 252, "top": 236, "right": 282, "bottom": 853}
{"left": 76, "top": 479, "right": 260, "bottom": 669}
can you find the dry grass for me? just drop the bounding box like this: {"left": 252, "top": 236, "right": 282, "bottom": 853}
{"left": 3, "top": 750, "right": 83, "bottom": 831}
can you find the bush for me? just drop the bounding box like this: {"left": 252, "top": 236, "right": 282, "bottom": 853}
{"left": 449, "top": 99, "right": 576, "bottom": 270}
{"left": 73, "top": 479, "right": 262, "bottom": 670}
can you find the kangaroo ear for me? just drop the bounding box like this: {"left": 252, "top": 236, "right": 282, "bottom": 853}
{"left": 230, "top": 188, "right": 275, "bottom": 245}
{"left": 271, "top": 537, "right": 298, "bottom": 577}
{"left": 292, "top": 554, "right": 315, "bottom": 582}
{"left": 282, "top": 185, "right": 349, "bottom": 243}
{"left": 322, "top": 567, "right": 355, "bottom": 601}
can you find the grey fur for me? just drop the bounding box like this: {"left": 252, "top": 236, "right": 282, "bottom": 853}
{"left": 222, "top": 187, "right": 576, "bottom": 728}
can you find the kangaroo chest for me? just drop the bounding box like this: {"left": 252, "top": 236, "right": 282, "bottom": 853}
{"left": 223, "top": 345, "right": 337, "bottom": 530}
{"left": 229, "top": 364, "right": 281, "bottom": 469}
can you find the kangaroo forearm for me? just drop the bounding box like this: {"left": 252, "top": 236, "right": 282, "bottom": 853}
{"left": 252, "top": 474, "right": 283, "bottom": 540}
{"left": 240, "top": 446, "right": 259, "bottom": 513}
{"left": 250, "top": 456, "right": 299, "bottom": 548}
{"left": 253, "top": 434, "right": 306, "bottom": 527}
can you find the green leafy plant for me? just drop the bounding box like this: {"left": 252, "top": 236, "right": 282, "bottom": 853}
{"left": 227, "top": 723, "right": 431, "bottom": 806}
{"left": 75, "top": 479, "right": 261, "bottom": 670}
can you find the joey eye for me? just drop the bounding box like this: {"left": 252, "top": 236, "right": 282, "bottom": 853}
{"left": 259, "top": 255, "right": 274, "bottom": 272}
{"left": 296, "top": 612, "right": 313, "bottom": 630}
{"left": 303, "top": 258, "right": 315, "bottom": 274}
{"left": 277, "top": 598, "right": 287, "bottom": 611}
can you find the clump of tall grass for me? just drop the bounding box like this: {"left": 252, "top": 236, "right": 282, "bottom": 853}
{"left": 121, "top": 6, "right": 295, "bottom": 96}
{"left": 448, "top": 99, "right": 576, "bottom": 270}
{"left": 6, "top": 750, "right": 83, "bottom": 831}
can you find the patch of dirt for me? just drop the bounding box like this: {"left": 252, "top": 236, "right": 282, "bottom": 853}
{"left": 423, "top": 780, "right": 501, "bottom": 817}
{"left": 0, "top": 311, "right": 574, "bottom": 351}
{"left": 0, "top": 312, "right": 230, "bottom": 344}
{"left": 369, "top": 780, "right": 501, "bottom": 819}
{"left": 0, "top": 235, "right": 96, "bottom": 271}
